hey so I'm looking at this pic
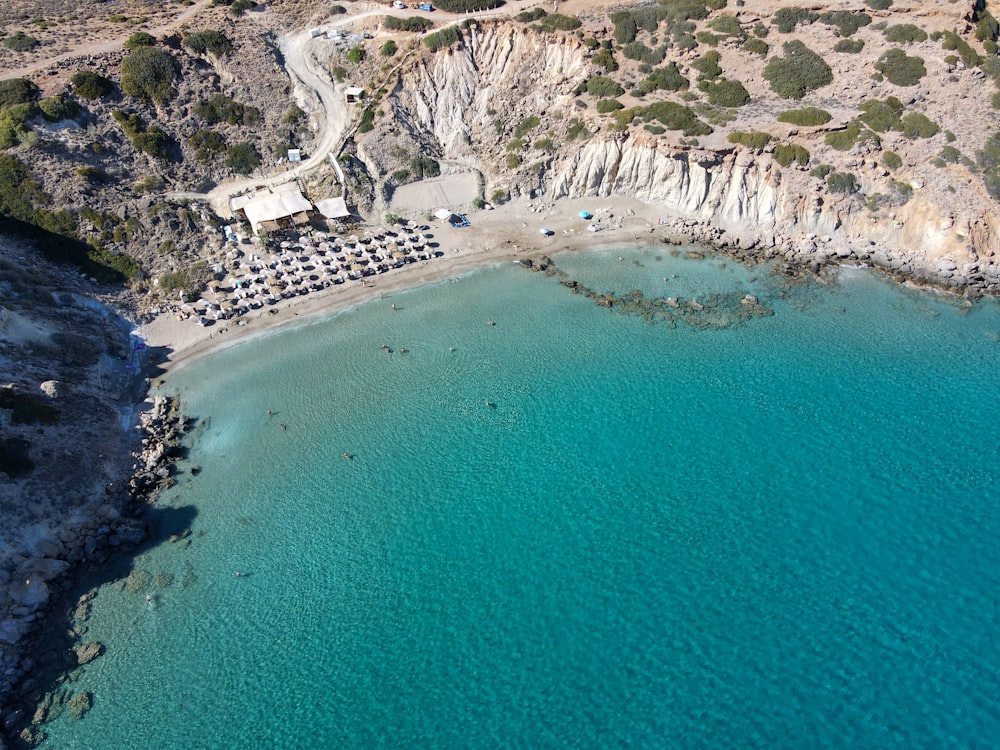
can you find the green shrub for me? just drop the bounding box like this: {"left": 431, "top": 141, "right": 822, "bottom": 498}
{"left": 346, "top": 45, "right": 365, "bottom": 63}
{"left": 818, "top": 11, "right": 871, "bottom": 37}
{"left": 490, "top": 188, "right": 508, "bottom": 205}
{"left": 623, "top": 42, "right": 665, "bottom": 65}
{"left": 357, "top": 107, "right": 375, "bottom": 133}
{"left": 827, "top": 171, "right": 859, "bottom": 193}
{"left": 0, "top": 78, "right": 39, "bottom": 108}
{"left": 3, "top": 32, "right": 39, "bottom": 51}
{"left": 709, "top": 15, "right": 744, "bottom": 37}
{"left": 424, "top": 26, "right": 461, "bottom": 51}
{"left": 533, "top": 137, "right": 555, "bottom": 151}
{"left": 884, "top": 24, "right": 928, "bottom": 44}
{"left": 597, "top": 98, "right": 624, "bottom": 113}
{"left": 75, "top": 166, "right": 108, "bottom": 183}
{"left": 743, "top": 37, "right": 769, "bottom": 57}
{"left": 901, "top": 112, "right": 938, "bottom": 138}
{"left": 875, "top": 49, "right": 926, "bottom": 85}
{"left": 230, "top": 0, "right": 255, "bottom": 16}
{"left": 696, "top": 31, "right": 723, "bottom": 47}
{"left": 112, "top": 110, "right": 173, "bottom": 159}
{"left": 700, "top": 78, "right": 750, "bottom": 107}
{"left": 882, "top": 151, "right": 902, "bottom": 169}
{"left": 834, "top": 38, "right": 865, "bottom": 53}
{"left": 620, "top": 101, "right": 711, "bottom": 136}
{"left": 193, "top": 95, "right": 260, "bottom": 126}
{"left": 727, "top": 130, "right": 772, "bottom": 149}
{"left": 125, "top": 32, "right": 157, "bottom": 50}
{"left": 566, "top": 118, "right": 587, "bottom": 139}
{"left": 381, "top": 40, "right": 397, "bottom": 56}
{"left": 514, "top": 115, "right": 541, "bottom": 138}
{"left": 866, "top": 0, "right": 892, "bottom": 9}
{"left": 70, "top": 70, "right": 113, "bottom": 100}
{"left": 183, "top": 30, "right": 233, "bottom": 56}
{"left": 517, "top": 7, "right": 548, "bottom": 24}
{"left": 810, "top": 164, "right": 833, "bottom": 179}
{"left": 505, "top": 153, "right": 520, "bottom": 169}
{"left": 859, "top": 97, "right": 903, "bottom": 132}
{"left": 941, "top": 30, "right": 981, "bottom": 68}
{"left": 825, "top": 120, "right": 869, "bottom": 151}
{"left": 38, "top": 95, "right": 79, "bottom": 122}
{"left": 592, "top": 48, "right": 618, "bottom": 72}
{"left": 225, "top": 142, "right": 260, "bottom": 174}
{"left": 777, "top": 107, "right": 831, "bottom": 126}
{"left": 384, "top": 16, "right": 433, "bottom": 32}
{"left": 636, "top": 62, "right": 689, "bottom": 95}
{"left": 189, "top": 129, "right": 226, "bottom": 162}
{"left": 586, "top": 76, "right": 624, "bottom": 98}
{"left": 774, "top": 143, "right": 810, "bottom": 167}
{"left": 534, "top": 13, "right": 582, "bottom": 32}
{"left": 120, "top": 46, "right": 179, "bottom": 104}
{"left": 691, "top": 50, "right": 722, "bottom": 81}
{"left": 976, "top": 11, "right": 999, "bottom": 42}
{"left": 410, "top": 155, "right": 440, "bottom": 178}
{"left": 331, "top": 65, "right": 347, "bottom": 82}
{"left": 773, "top": 7, "right": 818, "bottom": 34}
{"left": 939, "top": 145, "right": 962, "bottom": 163}
{"left": 763, "top": 40, "right": 833, "bottom": 98}
{"left": 433, "top": 0, "right": 502, "bottom": 10}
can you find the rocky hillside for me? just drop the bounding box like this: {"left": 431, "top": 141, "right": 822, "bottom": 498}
{"left": 353, "top": 0, "right": 1000, "bottom": 292}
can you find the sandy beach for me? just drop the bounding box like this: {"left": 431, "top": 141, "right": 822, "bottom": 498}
{"left": 141, "top": 194, "right": 671, "bottom": 377}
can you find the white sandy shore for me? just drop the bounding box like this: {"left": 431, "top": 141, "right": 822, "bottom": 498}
{"left": 140, "top": 195, "right": 673, "bottom": 378}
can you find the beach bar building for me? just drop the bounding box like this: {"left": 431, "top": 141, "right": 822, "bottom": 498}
{"left": 231, "top": 183, "right": 313, "bottom": 233}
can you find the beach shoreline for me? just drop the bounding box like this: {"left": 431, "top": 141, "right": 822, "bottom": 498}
{"left": 140, "top": 195, "right": 677, "bottom": 379}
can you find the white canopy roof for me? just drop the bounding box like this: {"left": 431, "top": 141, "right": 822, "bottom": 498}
{"left": 240, "top": 186, "right": 313, "bottom": 230}
{"left": 316, "top": 196, "right": 351, "bottom": 219}
{"left": 434, "top": 208, "right": 454, "bottom": 220}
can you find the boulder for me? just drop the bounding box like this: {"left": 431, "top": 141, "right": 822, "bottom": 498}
{"left": 39, "top": 380, "right": 62, "bottom": 398}
{"left": 72, "top": 641, "right": 104, "bottom": 666}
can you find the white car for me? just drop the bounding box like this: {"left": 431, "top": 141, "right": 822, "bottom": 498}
{"left": 392, "top": 1, "right": 407, "bottom": 8}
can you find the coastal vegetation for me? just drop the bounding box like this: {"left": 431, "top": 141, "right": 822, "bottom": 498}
{"left": 120, "top": 46, "right": 179, "bottom": 104}
{"left": 763, "top": 41, "right": 833, "bottom": 98}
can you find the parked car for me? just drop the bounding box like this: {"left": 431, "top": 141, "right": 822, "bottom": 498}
{"left": 391, "top": 1, "right": 406, "bottom": 9}
{"left": 417, "top": 3, "right": 434, "bottom": 10}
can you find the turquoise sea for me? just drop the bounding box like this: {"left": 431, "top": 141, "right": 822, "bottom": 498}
{"left": 41, "top": 247, "right": 1000, "bottom": 749}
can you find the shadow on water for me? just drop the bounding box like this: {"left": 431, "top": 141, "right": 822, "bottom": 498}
{"left": 5, "top": 502, "right": 199, "bottom": 749}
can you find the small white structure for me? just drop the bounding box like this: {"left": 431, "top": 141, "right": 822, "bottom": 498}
{"left": 434, "top": 208, "right": 455, "bottom": 222}
{"left": 310, "top": 28, "right": 324, "bottom": 38}
{"left": 287, "top": 149, "right": 302, "bottom": 163}
{"left": 316, "top": 196, "right": 351, "bottom": 221}
{"left": 345, "top": 86, "right": 365, "bottom": 104}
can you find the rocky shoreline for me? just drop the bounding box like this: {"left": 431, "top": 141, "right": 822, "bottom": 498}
{"left": 0, "top": 395, "right": 193, "bottom": 748}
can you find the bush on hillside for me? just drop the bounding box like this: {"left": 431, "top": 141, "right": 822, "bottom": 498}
{"left": 112, "top": 110, "right": 173, "bottom": 159}
{"left": 384, "top": 16, "right": 433, "bottom": 32}
{"left": 230, "top": 0, "right": 256, "bottom": 16}
{"left": 882, "top": 151, "right": 902, "bottom": 169}
{"left": 859, "top": 97, "right": 903, "bottom": 132}
{"left": 381, "top": 40, "right": 397, "bottom": 57}
{"left": 976, "top": 11, "right": 999, "bottom": 42}
{"left": 825, "top": 120, "right": 873, "bottom": 151}
{"left": 433, "top": 0, "right": 503, "bottom": 11}
{"left": 592, "top": 48, "right": 618, "bottom": 72}
{"left": 623, "top": 42, "right": 665, "bottom": 65}
{"left": 619, "top": 101, "right": 711, "bottom": 136}
{"left": 0, "top": 78, "right": 39, "bottom": 109}
{"left": 189, "top": 129, "right": 227, "bottom": 162}
{"left": 834, "top": 38, "right": 865, "bottom": 53}
{"left": 727, "top": 131, "right": 772, "bottom": 149}
{"left": 774, "top": 143, "right": 810, "bottom": 166}
{"left": 884, "top": 24, "right": 928, "bottom": 44}
{"left": 763, "top": 40, "right": 833, "bottom": 98}
{"left": 773, "top": 7, "right": 818, "bottom": 34}
{"left": 901, "top": 112, "right": 938, "bottom": 138}
{"left": 183, "top": 30, "right": 233, "bottom": 56}
{"left": 346, "top": 45, "right": 365, "bottom": 63}
{"left": 125, "top": 32, "right": 156, "bottom": 50}
{"left": 424, "top": 26, "right": 461, "bottom": 51}
{"left": 777, "top": 107, "right": 831, "bottom": 126}
{"left": 691, "top": 50, "right": 722, "bottom": 81}
{"left": 225, "top": 142, "right": 261, "bottom": 174}
{"left": 978, "top": 131, "right": 1000, "bottom": 199}
{"left": 38, "top": 95, "right": 79, "bottom": 122}
{"left": 827, "top": 171, "right": 859, "bottom": 194}
{"left": 586, "top": 76, "right": 624, "bottom": 98}
{"left": 597, "top": 98, "right": 624, "bottom": 114}
{"left": 194, "top": 94, "right": 260, "bottom": 126}
{"left": 818, "top": 11, "right": 871, "bottom": 37}
{"left": 709, "top": 14, "right": 744, "bottom": 38}
{"left": 941, "top": 30, "right": 981, "bottom": 68}
{"left": 534, "top": 14, "right": 582, "bottom": 33}
{"left": 71, "top": 70, "right": 113, "bottom": 100}
{"left": 743, "top": 37, "right": 769, "bottom": 57}
{"left": 514, "top": 115, "right": 540, "bottom": 138}
{"left": 517, "top": 8, "right": 547, "bottom": 24}
{"left": 3, "top": 32, "right": 39, "bottom": 52}
{"left": 700, "top": 78, "right": 750, "bottom": 107}
{"left": 867, "top": 0, "right": 892, "bottom": 9}
{"left": 635, "top": 62, "right": 689, "bottom": 95}
{"left": 875, "top": 49, "right": 926, "bottom": 86}
{"left": 120, "top": 46, "right": 179, "bottom": 104}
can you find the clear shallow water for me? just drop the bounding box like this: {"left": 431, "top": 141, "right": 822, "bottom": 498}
{"left": 43, "top": 249, "right": 1000, "bottom": 749}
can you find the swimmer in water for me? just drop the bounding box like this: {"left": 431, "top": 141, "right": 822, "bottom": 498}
{"left": 146, "top": 594, "right": 152, "bottom": 605}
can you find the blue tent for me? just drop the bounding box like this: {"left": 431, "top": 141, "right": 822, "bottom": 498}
{"left": 579, "top": 210, "right": 592, "bottom": 219}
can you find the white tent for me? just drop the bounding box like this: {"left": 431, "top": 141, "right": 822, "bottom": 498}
{"left": 316, "top": 196, "right": 351, "bottom": 220}
{"left": 434, "top": 208, "right": 454, "bottom": 221}
{"left": 239, "top": 186, "right": 313, "bottom": 232}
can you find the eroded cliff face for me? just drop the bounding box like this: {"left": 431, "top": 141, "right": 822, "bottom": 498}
{"left": 368, "top": 22, "right": 1000, "bottom": 293}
